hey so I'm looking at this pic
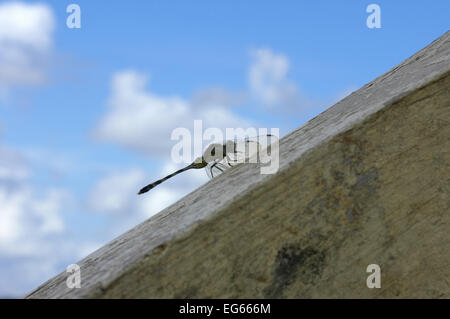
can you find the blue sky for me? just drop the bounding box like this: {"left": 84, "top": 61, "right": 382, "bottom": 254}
{"left": 0, "top": 0, "right": 448, "bottom": 296}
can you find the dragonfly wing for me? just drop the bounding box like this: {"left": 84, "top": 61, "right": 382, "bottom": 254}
{"left": 230, "top": 140, "right": 261, "bottom": 163}
{"left": 246, "top": 134, "right": 275, "bottom": 150}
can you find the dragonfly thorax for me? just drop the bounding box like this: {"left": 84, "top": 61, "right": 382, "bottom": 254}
{"left": 202, "top": 140, "right": 237, "bottom": 164}
{"left": 203, "top": 143, "right": 226, "bottom": 164}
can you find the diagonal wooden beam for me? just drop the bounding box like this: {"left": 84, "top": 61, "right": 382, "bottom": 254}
{"left": 26, "top": 31, "right": 450, "bottom": 298}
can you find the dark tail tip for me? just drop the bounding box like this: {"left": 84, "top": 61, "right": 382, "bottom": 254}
{"left": 137, "top": 184, "right": 153, "bottom": 195}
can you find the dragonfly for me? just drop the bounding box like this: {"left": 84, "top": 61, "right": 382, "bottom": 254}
{"left": 137, "top": 134, "right": 275, "bottom": 195}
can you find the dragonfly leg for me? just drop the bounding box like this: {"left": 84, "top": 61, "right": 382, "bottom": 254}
{"left": 209, "top": 162, "right": 225, "bottom": 178}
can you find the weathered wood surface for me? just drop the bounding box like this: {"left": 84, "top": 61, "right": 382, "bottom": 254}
{"left": 26, "top": 32, "right": 450, "bottom": 298}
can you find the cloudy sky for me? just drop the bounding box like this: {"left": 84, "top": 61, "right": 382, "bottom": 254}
{"left": 0, "top": 0, "right": 448, "bottom": 297}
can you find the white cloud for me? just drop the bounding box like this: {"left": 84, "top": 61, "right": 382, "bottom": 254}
{"left": 87, "top": 168, "right": 174, "bottom": 237}
{"left": 0, "top": 145, "right": 30, "bottom": 181}
{"left": 92, "top": 68, "right": 257, "bottom": 237}
{"left": 0, "top": 239, "right": 103, "bottom": 297}
{"left": 136, "top": 161, "right": 208, "bottom": 219}
{"left": 87, "top": 162, "right": 209, "bottom": 237}
{"left": 0, "top": 143, "right": 90, "bottom": 297}
{"left": 248, "top": 48, "right": 300, "bottom": 107}
{"left": 138, "top": 186, "right": 182, "bottom": 219}
{"left": 95, "top": 52, "right": 353, "bottom": 159}
{"left": 0, "top": 2, "right": 53, "bottom": 50}
{"left": 0, "top": 2, "right": 55, "bottom": 94}
{"left": 88, "top": 168, "right": 147, "bottom": 214}
{"left": 0, "top": 177, "right": 68, "bottom": 256}
{"left": 248, "top": 48, "right": 357, "bottom": 117}
{"left": 0, "top": 257, "right": 60, "bottom": 297}
{"left": 87, "top": 164, "right": 207, "bottom": 218}
{"left": 94, "top": 70, "right": 252, "bottom": 157}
